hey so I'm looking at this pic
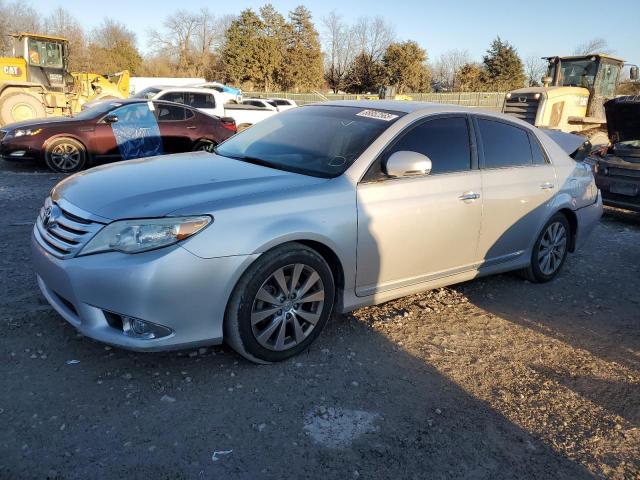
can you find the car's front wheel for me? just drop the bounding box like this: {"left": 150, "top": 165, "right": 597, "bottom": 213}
{"left": 193, "top": 140, "right": 216, "bottom": 153}
{"left": 225, "top": 243, "right": 335, "bottom": 363}
{"left": 44, "top": 137, "right": 87, "bottom": 173}
{"left": 522, "top": 213, "right": 570, "bottom": 283}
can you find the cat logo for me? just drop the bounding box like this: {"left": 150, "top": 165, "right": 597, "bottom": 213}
{"left": 2, "top": 65, "right": 22, "bottom": 77}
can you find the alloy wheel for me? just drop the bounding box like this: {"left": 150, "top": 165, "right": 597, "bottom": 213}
{"left": 196, "top": 141, "right": 215, "bottom": 152}
{"left": 49, "top": 143, "right": 81, "bottom": 171}
{"left": 537, "top": 221, "right": 567, "bottom": 276}
{"left": 251, "top": 263, "right": 325, "bottom": 351}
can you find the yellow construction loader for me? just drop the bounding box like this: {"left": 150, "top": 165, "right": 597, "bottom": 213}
{"left": 0, "top": 33, "right": 129, "bottom": 126}
{"left": 503, "top": 54, "right": 638, "bottom": 145}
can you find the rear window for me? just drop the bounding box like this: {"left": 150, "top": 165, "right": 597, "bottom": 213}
{"left": 133, "top": 87, "right": 161, "bottom": 99}
{"left": 478, "top": 119, "right": 533, "bottom": 168}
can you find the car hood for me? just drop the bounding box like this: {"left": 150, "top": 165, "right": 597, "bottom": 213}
{"left": 605, "top": 96, "right": 640, "bottom": 144}
{"left": 51, "top": 152, "right": 326, "bottom": 220}
{"left": 2, "top": 116, "right": 76, "bottom": 131}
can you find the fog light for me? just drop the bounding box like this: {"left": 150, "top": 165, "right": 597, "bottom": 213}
{"left": 121, "top": 315, "right": 173, "bottom": 339}
{"left": 9, "top": 150, "right": 26, "bottom": 157}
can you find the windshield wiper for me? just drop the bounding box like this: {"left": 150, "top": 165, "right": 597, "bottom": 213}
{"left": 213, "top": 147, "right": 276, "bottom": 169}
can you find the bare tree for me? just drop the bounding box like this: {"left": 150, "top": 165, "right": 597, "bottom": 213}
{"left": 149, "top": 9, "right": 230, "bottom": 78}
{"left": 44, "top": 8, "right": 87, "bottom": 70}
{"left": 431, "top": 49, "right": 471, "bottom": 91}
{"left": 352, "top": 16, "right": 395, "bottom": 62}
{"left": 322, "top": 11, "right": 355, "bottom": 93}
{"left": 524, "top": 55, "right": 547, "bottom": 86}
{"left": 0, "top": 0, "right": 42, "bottom": 55}
{"left": 573, "top": 38, "right": 614, "bottom": 55}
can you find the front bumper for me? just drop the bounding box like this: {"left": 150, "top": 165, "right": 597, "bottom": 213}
{"left": 594, "top": 173, "right": 640, "bottom": 212}
{"left": 31, "top": 232, "right": 258, "bottom": 351}
{"left": 0, "top": 140, "right": 39, "bottom": 162}
{"left": 575, "top": 190, "right": 603, "bottom": 249}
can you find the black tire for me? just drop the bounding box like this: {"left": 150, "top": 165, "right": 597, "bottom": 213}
{"left": 225, "top": 243, "right": 335, "bottom": 363}
{"left": 44, "top": 137, "right": 87, "bottom": 173}
{"left": 521, "top": 213, "right": 570, "bottom": 283}
{"left": 0, "top": 91, "right": 46, "bottom": 126}
{"left": 192, "top": 140, "right": 216, "bottom": 153}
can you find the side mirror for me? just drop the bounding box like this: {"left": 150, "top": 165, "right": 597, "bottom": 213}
{"left": 542, "top": 76, "right": 552, "bottom": 87}
{"left": 385, "top": 151, "right": 432, "bottom": 178}
{"left": 104, "top": 114, "right": 118, "bottom": 124}
{"left": 630, "top": 66, "right": 639, "bottom": 81}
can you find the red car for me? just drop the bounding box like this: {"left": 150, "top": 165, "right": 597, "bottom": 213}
{"left": 0, "top": 99, "right": 237, "bottom": 173}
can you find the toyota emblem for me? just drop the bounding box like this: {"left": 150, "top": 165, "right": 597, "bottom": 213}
{"left": 42, "top": 206, "right": 52, "bottom": 227}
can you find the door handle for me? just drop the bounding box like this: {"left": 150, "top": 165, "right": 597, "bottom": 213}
{"left": 186, "top": 126, "right": 197, "bottom": 130}
{"left": 459, "top": 192, "right": 481, "bottom": 201}
{"left": 540, "top": 182, "right": 555, "bottom": 190}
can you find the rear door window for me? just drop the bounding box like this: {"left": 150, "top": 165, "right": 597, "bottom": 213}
{"left": 529, "top": 133, "right": 549, "bottom": 165}
{"left": 155, "top": 104, "right": 186, "bottom": 121}
{"left": 158, "top": 92, "right": 185, "bottom": 104}
{"left": 477, "top": 118, "right": 533, "bottom": 168}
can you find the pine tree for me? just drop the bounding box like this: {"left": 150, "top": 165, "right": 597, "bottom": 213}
{"left": 456, "top": 63, "right": 490, "bottom": 92}
{"left": 222, "top": 9, "right": 265, "bottom": 88}
{"left": 259, "top": 4, "right": 286, "bottom": 92}
{"left": 382, "top": 41, "right": 429, "bottom": 93}
{"left": 482, "top": 37, "right": 526, "bottom": 91}
{"left": 344, "top": 52, "right": 385, "bottom": 94}
{"left": 280, "top": 6, "right": 323, "bottom": 91}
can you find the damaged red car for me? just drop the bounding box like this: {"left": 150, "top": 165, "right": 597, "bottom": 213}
{"left": 0, "top": 99, "right": 237, "bottom": 173}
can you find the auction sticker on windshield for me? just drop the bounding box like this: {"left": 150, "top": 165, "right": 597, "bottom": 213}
{"left": 356, "top": 109, "right": 399, "bottom": 121}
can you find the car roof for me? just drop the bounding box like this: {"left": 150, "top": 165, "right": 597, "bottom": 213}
{"left": 144, "top": 86, "right": 220, "bottom": 94}
{"left": 315, "top": 100, "right": 536, "bottom": 129}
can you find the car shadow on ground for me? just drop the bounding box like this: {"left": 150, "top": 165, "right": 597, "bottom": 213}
{"left": 1, "top": 302, "right": 594, "bottom": 480}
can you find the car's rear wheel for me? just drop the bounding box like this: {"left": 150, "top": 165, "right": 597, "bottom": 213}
{"left": 193, "top": 140, "right": 216, "bottom": 153}
{"left": 225, "top": 243, "right": 335, "bottom": 363}
{"left": 44, "top": 137, "right": 87, "bottom": 173}
{"left": 522, "top": 213, "right": 570, "bottom": 283}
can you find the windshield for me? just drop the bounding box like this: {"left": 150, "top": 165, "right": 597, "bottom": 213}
{"left": 133, "top": 87, "right": 161, "bottom": 99}
{"left": 215, "top": 105, "right": 404, "bottom": 178}
{"left": 72, "top": 101, "right": 124, "bottom": 120}
{"left": 557, "top": 59, "right": 597, "bottom": 88}
{"left": 28, "top": 39, "right": 63, "bottom": 68}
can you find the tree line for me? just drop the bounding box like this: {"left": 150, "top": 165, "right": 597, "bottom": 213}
{"left": 0, "top": 0, "right": 622, "bottom": 94}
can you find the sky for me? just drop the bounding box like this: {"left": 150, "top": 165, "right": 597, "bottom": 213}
{"left": 35, "top": 0, "right": 639, "bottom": 64}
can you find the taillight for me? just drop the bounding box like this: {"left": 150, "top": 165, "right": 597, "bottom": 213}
{"left": 220, "top": 117, "right": 237, "bottom": 133}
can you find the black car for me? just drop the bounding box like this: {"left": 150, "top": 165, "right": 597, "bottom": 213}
{"left": 590, "top": 96, "right": 640, "bottom": 211}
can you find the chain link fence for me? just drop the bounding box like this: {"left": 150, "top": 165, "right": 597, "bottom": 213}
{"left": 244, "top": 91, "right": 507, "bottom": 111}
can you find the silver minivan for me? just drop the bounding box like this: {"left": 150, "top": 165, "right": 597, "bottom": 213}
{"left": 32, "top": 101, "right": 602, "bottom": 363}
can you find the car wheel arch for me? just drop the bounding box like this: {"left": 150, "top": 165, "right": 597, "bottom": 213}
{"left": 223, "top": 238, "right": 346, "bottom": 319}
{"left": 42, "top": 134, "right": 90, "bottom": 158}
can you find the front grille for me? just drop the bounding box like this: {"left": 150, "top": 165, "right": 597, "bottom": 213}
{"left": 34, "top": 198, "right": 105, "bottom": 258}
{"left": 503, "top": 97, "right": 539, "bottom": 125}
{"left": 606, "top": 167, "right": 640, "bottom": 179}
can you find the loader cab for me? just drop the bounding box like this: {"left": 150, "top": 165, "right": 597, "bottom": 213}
{"left": 11, "top": 33, "right": 70, "bottom": 92}
{"left": 543, "top": 55, "right": 624, "bottom": 118}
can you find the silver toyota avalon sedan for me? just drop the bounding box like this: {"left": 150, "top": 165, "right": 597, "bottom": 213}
{"left": 32, "top": 101, "right": 602, "bottom": 363}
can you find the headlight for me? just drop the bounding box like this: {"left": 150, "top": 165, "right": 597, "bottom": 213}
{"left": 79, "top": 216, "right": 212, "bottom": 255}
{"left": 10, "top": 128, "right": 43, "bottom": 138}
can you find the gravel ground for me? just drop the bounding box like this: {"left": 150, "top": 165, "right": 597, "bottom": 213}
{"left": 0, "top": 159, "right": 638, "bottom": 480}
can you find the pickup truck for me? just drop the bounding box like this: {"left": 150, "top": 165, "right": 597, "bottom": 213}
{"left": 132, "top": 86, "right": 277, "bottom": 131}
